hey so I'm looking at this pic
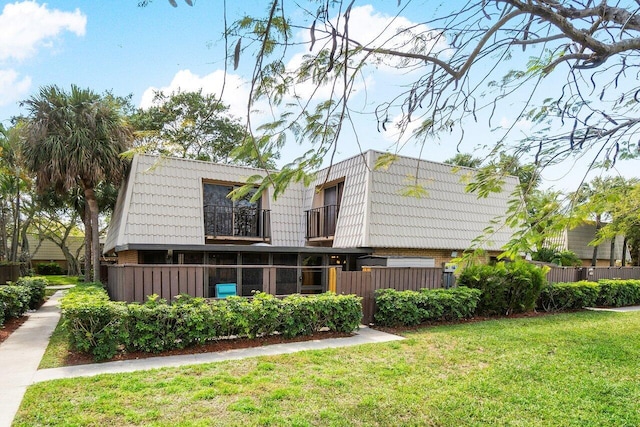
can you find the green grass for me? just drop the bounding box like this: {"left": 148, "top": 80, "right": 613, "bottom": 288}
{"left": 16, "top": 311, "right": 640, "bottom": 426}
{"left": 38, "top": 318, "right": 71, "bottom": 369}
{"left": 42, "top": 275, "right": 80, "bottom": 286}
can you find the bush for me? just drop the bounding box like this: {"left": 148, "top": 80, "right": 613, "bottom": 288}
{"left": 15, "top": 276, "right": 48, "bottom": 309}
{"left": 61, "top": 283, "right": 125, "bottom": 361}
{"left": 35, "top": 262, "right": 64, "bottom": 275}
{"left": 596, "top": 279, "right": 640, "bottom": 307}
{"left": 537, "top": 281, "right": 599, "bottom": 312}
{"left": 457, "top": 261, "right": 547, "bottom": 316}
{"left": 0, "top": 285, "right": 31, "bottom": 319}
{"left": 61, "top": 287, "right": 363, "bottom": 361}
{"left": 374, "top": 286, "right": 482, "bottom": 326}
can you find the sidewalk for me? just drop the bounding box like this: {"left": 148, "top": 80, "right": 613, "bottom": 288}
{"left": 0, "top": 290, "right": 404, "bottom": 427}
{"left": 0, "top": 291, "right": 63, "bottom": 427}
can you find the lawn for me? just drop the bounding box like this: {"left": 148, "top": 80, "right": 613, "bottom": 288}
{"left": 15, "top": 311, "right": 640, "bottom": 426}
{"left": 42, "top": 275, "right": 80, "bottom": 286}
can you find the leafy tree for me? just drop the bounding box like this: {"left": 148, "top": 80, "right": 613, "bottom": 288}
{"left": 444, "top": 153, "right": 482, "bottom": 169}
{"left": 0, "top": 123, "right": 34, "bottom": 264}
{"left": 573, "top": 176, "right": 630, "bottom": 266}
{"left": 129, "top": 90, "right": 278, "bottom": 168}
{"left": 146, "top": 1, "right": 640, "bottom": 259}
{"left": 595, "top": 180, "right": 640, "bottom": 266}
{"left": 532, "top": 247, "right": 581, "bottom": 267}
{"left": 20, "top": 85, "right": 133, "bottom": 282}
{"left": 211, "top": 1, "right": 640, "bottom": 195}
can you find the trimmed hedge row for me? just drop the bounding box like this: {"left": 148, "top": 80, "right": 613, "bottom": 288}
{"left": 61, "top": 284, "right": 363, "bottom": 361}
{"left": 0, "top": 276, "right": 48, "bottom": 325}
{"left": 538, "top": 279, "right": 640, "bottom": 312}
{"left": 457, "top": 260, "right": 547, "bottom": 316}
{"left": 374, "top": 287, "right": 482, "bottom": 326}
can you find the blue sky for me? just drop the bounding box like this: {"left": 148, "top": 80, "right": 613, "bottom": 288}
{"left": 1, "top": 0, "right": 636, "bottom": 192}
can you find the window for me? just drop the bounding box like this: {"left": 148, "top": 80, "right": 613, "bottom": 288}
{"left": 306, "top": 180, "right": 344, "bottom": 239}
{"left": 203, "top": 183, "right": 269, "bottom": 239}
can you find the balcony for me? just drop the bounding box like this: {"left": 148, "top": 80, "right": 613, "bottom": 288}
{"left": 204, "top": 205, "right": 271, "bottom": 241}
{"left": 306, "top": 204, "right": 339, "bottom": 239}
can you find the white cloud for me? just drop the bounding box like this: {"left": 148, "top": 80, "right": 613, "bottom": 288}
{"left": 0, "top": 69, "right": 31, "bottom": 106}
{"left": 139, "top": 69, "right": 253, "bottom": 120}
{"left": 282, "top": 5, "right": 451, "bottom": 114}
{"left": 0, "top": 1, "right": 86, "bottom": 62}
{"left": 500, "top": 116, "right": 533, "bottom": 132}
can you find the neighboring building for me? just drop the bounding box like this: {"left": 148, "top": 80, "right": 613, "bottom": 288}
{"left": 104, "top": 151, "right": 519, "bottom": 295}
{"left": 26, "top": 234, "right": 84, "bottom": 272}
{"left": 549, "top": 222, "right": 629, "bottom": 266}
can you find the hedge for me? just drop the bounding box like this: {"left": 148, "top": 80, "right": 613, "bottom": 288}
{"left": 374, "top": 286, "right": 482, "bottom": 326}
{"left": 537, "top": 279, "right": 640, "bottom": 312}
{"left": 537, "top": 281, "right": 599, "bottom": 312}
{"left": 61, "top": 285, "right": 363, "bottom": 361}
{"left": 596, "top": 279, "right": 640, "bottom": 307}
{"left": 457, "top": 260, "right": 547, "bottom": 316}
{"left": 15, "top": 276, "right": 48, "bottom": 309}
{"left": 35, "top": 262, "right": 64, "bottom": 275}
{"left": 0, "top": 276, "right": 48, "bottom": 325}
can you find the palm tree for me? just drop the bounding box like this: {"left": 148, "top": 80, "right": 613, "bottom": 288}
{"left": 21, "top": 85, "right": 133, "bottom": 282}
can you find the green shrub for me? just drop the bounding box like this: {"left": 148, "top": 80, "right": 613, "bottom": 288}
{"left": 312, "top": 293, "right": 363, "bottom": 333}
{"left": 597, "top": 279, "right": 640, "bottom": 307}
{"left": 61, "top": 283, "right": 125, "bottom": 361}
{"left": 458, "top": 261, "right": 547, "bottom": 316}
{"left": 61, "top": 286, "right": 363, "bottom": 361}
{"left": 15, "top": 276, "right": 48, "bottom": 309}
{"left": 124, "top": 295, "right": 181, "bottom": 353}
{"left": 0, "top": 285, "right": 31, "bottom": 319}
{"left": 35, "top": 262, "right": 64, "bottom": 275}
{"left": 374, "top": 286, "right": 482, "bottom": 326}
{"left": 374, "top": 289, "right": 423, "bottom": 326}
{"left": 279, "top": 294, "right": 319, "bottom": 338}
{"left": 0, "top": 302, "right": 4, "bottom": 325}
{"left": 537, "top": 281, "right": 599, "bottom": 312}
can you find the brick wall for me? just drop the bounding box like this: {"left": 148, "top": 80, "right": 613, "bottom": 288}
{"left": 372, "top": 248, "right": 502, "bottom": 265}
{"left": 117, "top": 250, "right": 139, "bottom": 264}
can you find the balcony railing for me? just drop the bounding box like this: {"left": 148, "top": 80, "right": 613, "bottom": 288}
{"left": 306, "top": 204, "right": 339, "bottom": 239}
{"left": 204, "top": 205, "right": 271, "bottom": 239}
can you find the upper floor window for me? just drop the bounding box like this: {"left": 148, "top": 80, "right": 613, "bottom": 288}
{"left": 203, "top": 183, "right": 270, "bottom": 240}
{"left": 306, "top": 180, "right": 344, "bottom": 239}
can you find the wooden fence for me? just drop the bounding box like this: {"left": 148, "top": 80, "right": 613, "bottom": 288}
{"left": 546, "top": 266, "right": 640, "bottom": 283}
{"left": 336, "top": 267, "right": 445, "bottom": 324}
{"left": 108, "top": 265, "right": 206, "bottom": 302}
{"left": 0, "top": 264, "right": 20, "bottom": 285}
{"left": 107, "top": 264, "right": 326, "bottom": 303}
{"left": 106, "top": 263, "right": 640, "bottom": 325}
{"left": 107, "top": 264, "right": 448, "bottom": 324}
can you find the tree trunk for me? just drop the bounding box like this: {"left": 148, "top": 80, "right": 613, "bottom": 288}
{"left": 59, "top": 243, "right": 81, "bottom": 276}
{"left": 83, "top": 204, "right": 92, "bottom": 282}
{"left": 84, "top": 186, "right": 101, "bottom": 283}
{"left": 9, "top": 176, "right": 20, "bottom": 262}
{"left": 0, "top": 201, "right": 7, "bottom": 261}
{"left": 622, "top": 236, "right": 628, "bottom": 267}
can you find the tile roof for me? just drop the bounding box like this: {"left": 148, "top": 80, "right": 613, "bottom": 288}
{"left": 106, "top": 150, "right": 519, "bottom": 253}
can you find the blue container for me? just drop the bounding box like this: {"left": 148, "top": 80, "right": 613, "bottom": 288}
{"left": 215, "top": 283, "right": 237, "bottom": 298}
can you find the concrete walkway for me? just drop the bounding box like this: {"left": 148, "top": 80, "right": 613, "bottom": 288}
{"left": 0, "top": 291, "right": 63, "bottom": 427}
{"left": 0, "top": 290, "right": 403, "bottom": 427}
{"left": 586, "top": 305, "right": 640, "bottom": 312}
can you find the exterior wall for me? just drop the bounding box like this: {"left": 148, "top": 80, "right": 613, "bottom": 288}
{"left": 117, "top": 250, "right": 139, "bottom": 264}
{"left": 371, "top": 248, "right": 502, "bottom": 266}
